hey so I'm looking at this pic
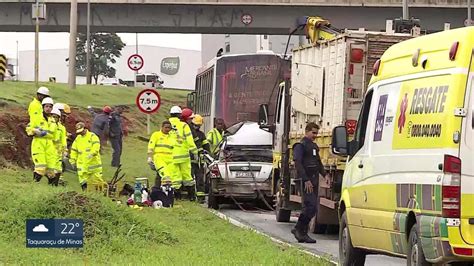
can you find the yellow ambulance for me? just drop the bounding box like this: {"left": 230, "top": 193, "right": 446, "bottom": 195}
{"left": 331, "top": 27, "right": 474, "bottom": 265}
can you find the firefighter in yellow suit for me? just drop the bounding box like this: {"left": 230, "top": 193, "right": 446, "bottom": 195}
{"left": 69, "top": 122, "right": 105, "bottom": 191}
{"left": 28, "top": 86, "right": 50, "bottom": 125}
{"left": 53, "top": 103, "right": 69, "bottom": 158}
{"left": 169, "top": 106, "right": 198, "bottom": 200}
{"left": 25, "top": 97, "right": 59, "bottom": 183}
{"left": 56, "top": 103, "right": 71, "bottom": 175}
{"left": 147, "top": 120, "right": 176, "bottom": 187}
{"left": 48, "top": 105, "right": 64, "bottom": 186}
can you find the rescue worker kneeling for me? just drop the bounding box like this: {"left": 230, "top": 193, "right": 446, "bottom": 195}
{"left": 26, "top": 97, "right": 60, "bottom": 183}
{"left": 147, "top": 120, "right": 176, "bottom": 187}
{"left": 69, "top": 122, "right": 105, "bottom": 191}
{"left": 150, "top": 176, "right": 174, "bottom": 208}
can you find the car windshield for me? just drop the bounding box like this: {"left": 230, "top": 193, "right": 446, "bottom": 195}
{"left": 220, "top": 145, "right": 273, "bottom": 163}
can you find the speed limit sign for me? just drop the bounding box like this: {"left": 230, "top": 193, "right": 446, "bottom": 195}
{"left": 136, "top": 89, "right": 161, "bottom": 114}
{"left": 128, "top": 54, "right": 144, "bottom": 71}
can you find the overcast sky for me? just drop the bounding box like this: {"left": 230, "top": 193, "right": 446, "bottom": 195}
{"left": 0, "top": 32, "right": 201, "bottom": 59}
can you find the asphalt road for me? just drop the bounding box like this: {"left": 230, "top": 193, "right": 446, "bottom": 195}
{"left": 218, "top": 207, "right": 406, "bottom": 265}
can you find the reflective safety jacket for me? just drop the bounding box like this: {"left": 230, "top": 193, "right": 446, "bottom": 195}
{"left": 169, "top": 117, "right": 198, "bottom": 163}
{"left": 69, "top": 131, "right": 102, "bottom": 174}
{"left": 26, "top": 114, "right": 59, "bottom": 174}
{"left": 28, "top": 97, "right": 43, "bottom": 125}
{"left": 54, "top": 122, "right": 68, "bottom": 154}
{"left": 148, "top": 131, "right": 174, "bottom": 165}
{"left": 206, "top": 128, "right": 223, "bottom": 156}
{"left": 25, "top": 114, "right": 56, "bottom": 140}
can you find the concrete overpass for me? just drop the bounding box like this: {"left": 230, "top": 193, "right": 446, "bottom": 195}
{"left": 0, "top": 0, "right": 470, "bottom": 34}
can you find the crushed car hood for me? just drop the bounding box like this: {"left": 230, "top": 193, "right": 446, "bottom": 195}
{"left": 225, "top": 122, "right": 272, "bottom": 146}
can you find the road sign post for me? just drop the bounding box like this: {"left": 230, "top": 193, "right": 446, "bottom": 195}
{"left": 136, "top": 89, "right": 161, "bottom": 135}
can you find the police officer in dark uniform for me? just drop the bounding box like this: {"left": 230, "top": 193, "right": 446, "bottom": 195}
{"left": 109, "top": 106, "right": 124, "bottom": 168}
{"left": 291, "top": 122, "right": 330, "bottom": 243}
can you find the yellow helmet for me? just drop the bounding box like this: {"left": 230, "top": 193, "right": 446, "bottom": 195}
{"left": 62, "top": 104, "right": 71, "bottom": 114}
{"left": 192, "top": 114, "right": 203, "bottom": 126}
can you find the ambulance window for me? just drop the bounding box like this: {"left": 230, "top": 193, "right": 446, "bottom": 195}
{"left": 354, "top": 89, "right": 374, "bottom": 151}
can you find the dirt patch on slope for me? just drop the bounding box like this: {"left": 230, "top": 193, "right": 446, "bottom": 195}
{"left": 0, "top": 102, "right": 141, "bottom": 168}
{"left": 0, "top": 110, "right": 30, "bottom": 168}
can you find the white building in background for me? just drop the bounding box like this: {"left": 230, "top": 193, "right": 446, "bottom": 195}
{"left": 19, "top": 49, "right": 83, "bottom": 83}
{"left": 201, "top": 34, "right": 301, "bottom": 64}
{"left": 116, "top": 45, "right": 200, "bottom": 90}
{"left": 19, "top": 45, "right": 201, "bottom": 90}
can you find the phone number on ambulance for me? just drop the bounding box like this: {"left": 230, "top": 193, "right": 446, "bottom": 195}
{"left": 408, "top": 123, "right": 442, "bottom": 138}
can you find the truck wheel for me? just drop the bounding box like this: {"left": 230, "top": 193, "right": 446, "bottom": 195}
{"left": 407, "top": 225, "right": 430, "bottom": 266}
{"left": 275, "top": 192, "right": 291, "bottom": 222}
{"left": 339, "top": 212, "right": 366, "bottom": 266}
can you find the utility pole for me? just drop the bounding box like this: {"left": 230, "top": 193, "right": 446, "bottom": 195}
{"left": 34, "top": 0, "right": 40, "bottom": 87}
{"left": 402, "top": 0, "right": 409, "bottom": 19}
{"left": 86, "top": 0, "right": 92, "bottom": 84}
{"left": 135, "top": 33, "right": 150, "bottom": 134}
{"left": 135, "top": 32, "right": 138, "bottom": 88}
{"left": 16, "top": 40, "right": 19, "bottom": 81}
{"left": 135, "top": 33, "right": 138, "bottom": 56}
{"left": 468, "top": 0, "right": 472, "bottom": 26}
{"left": 68, "top": 0, "right": 78, "bottom": 89}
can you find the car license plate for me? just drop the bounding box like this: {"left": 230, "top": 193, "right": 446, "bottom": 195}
{"left": 235, "top": 171, "right": 254, "bottom": 178}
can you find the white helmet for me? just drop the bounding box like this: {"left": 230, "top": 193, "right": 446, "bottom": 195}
{"left": 41, "top": 97, "right": 54, "bottom": 106}
{"left": 53, "top": 103, "right": 64, "bottom": 110}
{"left": 37, "top": 86, "right": 50, "bottom": 96}
{"left": 170, "top": 106, "right": 182, "bottom": 114}
{"left": 51, "top": 107, "right": 61, "bottom": 116}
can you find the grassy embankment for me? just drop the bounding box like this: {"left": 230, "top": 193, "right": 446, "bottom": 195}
{"left": 0, "top": 81, "right": 327, "bottom": 265}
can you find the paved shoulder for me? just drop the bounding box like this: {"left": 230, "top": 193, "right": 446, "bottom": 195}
{"left": 219, "top": 209, "right": 406, "bottom": 266}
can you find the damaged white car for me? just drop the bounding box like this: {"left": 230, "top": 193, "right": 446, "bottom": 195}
{"left": 206, "top": 121, "right": 274, "bottom": 209}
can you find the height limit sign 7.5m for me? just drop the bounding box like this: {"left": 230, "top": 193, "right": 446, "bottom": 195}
{"left": 136, "top": 89, "right": 161, "bottom": 114}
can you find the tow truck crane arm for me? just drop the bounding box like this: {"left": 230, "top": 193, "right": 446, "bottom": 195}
{"left": 297, "top": 16, "right": 341, "bottom": 44}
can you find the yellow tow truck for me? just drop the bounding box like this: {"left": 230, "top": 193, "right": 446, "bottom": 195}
{"left": 259, "top": 16, "right": 412, "bottom": 233}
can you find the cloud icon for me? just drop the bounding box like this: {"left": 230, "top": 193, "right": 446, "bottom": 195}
{"left": 33, "top": 224, "right": 49, "bottom": 233}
